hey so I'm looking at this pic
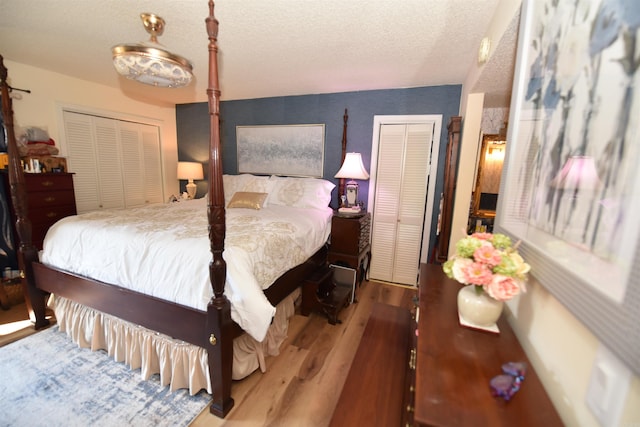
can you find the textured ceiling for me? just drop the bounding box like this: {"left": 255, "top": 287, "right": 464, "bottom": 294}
{"left": 0, "top": 0, "right": 511, "bottom": 107}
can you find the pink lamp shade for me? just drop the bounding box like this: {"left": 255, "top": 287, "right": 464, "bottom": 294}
{"left": 550, "top": 156, "right": 600, "bottom": 190}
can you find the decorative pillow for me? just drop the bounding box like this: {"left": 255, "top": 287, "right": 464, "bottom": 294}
{"left": 268, "top": 175, "right": 335, "bottom": 209}
{"left": 227, "top": 192, "right": 269, "bottom": 210}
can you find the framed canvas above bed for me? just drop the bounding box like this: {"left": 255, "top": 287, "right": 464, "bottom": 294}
{"left": 236, "top": 124, "right": 325, "bottom": 177}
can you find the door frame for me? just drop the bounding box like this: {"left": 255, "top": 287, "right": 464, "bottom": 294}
{"left": 367, "top": 115, "right": 442, "bottom": 265}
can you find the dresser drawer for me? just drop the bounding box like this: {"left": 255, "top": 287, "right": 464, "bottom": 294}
{"left": 24, "top": 173, "right": 74, "bottom": 192}
{"left": 27, "top": 190, "right": 76, "bottom": 208}
{"left": 331, "top": 213, "right": 371, "bottom": 255}
{"left": 30, "top": 204, "right": 78, "bottom": 225}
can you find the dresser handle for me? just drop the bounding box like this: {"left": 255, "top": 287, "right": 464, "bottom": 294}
{"left": 44, "top": 196, "right": 56, "bottom": 202}
{"left": 406, "top": 405, "right": 414, "bottom": 413}
{"left": 46, "top": 212, "right": 58, "bottom": 218}
{"left": 41, "top": 180, "right": 54, "bottom": 187}
{"left": 409, "top": 348, "right": 417, "bottom": 370}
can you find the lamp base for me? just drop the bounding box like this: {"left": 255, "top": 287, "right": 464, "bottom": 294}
{"left": 185, "top": 180, "right": 197, "bottom": 199}
{"left": 345, "top": 180, "right": 359, "bottom": 208}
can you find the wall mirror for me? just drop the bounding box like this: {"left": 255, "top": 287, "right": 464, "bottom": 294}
{"left": 471, "top": 133, "right": 506, "bottom": 218}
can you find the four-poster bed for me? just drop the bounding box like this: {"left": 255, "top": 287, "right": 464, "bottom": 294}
{"left": 0, "top": 1, "right": 342, "bottom": 419}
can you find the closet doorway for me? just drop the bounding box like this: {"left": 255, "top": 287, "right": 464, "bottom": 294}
{"left": 367, "top": 115, "right": 442, "bottom": 286}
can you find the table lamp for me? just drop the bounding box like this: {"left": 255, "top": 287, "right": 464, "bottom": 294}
{"left": 177, "top": 161, "right": 204, "bottom": 199}
{"left": 335, "top": 152, "right": 369, "bottom": 209}
{"left": 550, "top": 156, "right": 600, "bottom": 190}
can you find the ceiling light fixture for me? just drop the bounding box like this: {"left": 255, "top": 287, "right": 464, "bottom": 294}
{"left": 112, "top": 13, "right": 193, "bottom": 88}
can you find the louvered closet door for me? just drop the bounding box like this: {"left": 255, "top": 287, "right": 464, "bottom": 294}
{"left": 369, "top": 125, "right": 404, "bottom": 283}
{"left": 119, "top": 121, "right": 145, "bottom": 207}
{"left": 63, "top": 111, "right": 100, "bottom": 213}
{"left": 118, "top": 122, "right": 162, "bottom": 207}
{"left": 63, "top": 111, "right": 163, "bottom": 213}
{"left": 93, "top": 117, "right": 126, "bottom": 209}
{"left": 141, "top": 126, "right": 163, "bottom": 204}
{"left": 64, "top": 113, "right": 125, "bottom": 211}
{"left": 370, "top": 123, "right": 434, "bottom": 285}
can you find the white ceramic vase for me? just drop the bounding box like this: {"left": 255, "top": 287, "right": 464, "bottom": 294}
{"left": 457, "top": 285, "right": 503, "bottom": 327}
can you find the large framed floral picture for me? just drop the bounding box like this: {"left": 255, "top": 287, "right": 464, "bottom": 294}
{"left": 495, "top": 0, "right": 640, "bottom": 373}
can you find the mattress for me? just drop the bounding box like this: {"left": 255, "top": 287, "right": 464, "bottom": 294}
{"left": 40, "top": 198, "right": 332, "bottom": 341}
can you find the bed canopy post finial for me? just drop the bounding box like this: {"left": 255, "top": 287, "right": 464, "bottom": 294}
{"left": 204, "top": 1, "right": 235, "bottom": 418}
{"left": 0, "top": 55, "right": 49, "bottom": 329}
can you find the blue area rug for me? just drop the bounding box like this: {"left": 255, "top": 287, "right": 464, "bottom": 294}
{"left": 0, "top": 326, "right": 211, "bottom": 427}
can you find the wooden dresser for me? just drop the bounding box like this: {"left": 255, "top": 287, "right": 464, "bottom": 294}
{"left": 412, "top": 264, "right": 563, "bottom": 426}
{"left": 330, "top": 264, "right": 564, "bottom": 426}
{"left": 20, "top": 173, "right": 77, "bottom": 250}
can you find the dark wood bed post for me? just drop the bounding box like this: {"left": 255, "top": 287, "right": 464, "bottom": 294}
{"left": 337, "top": 108, "right": 348, "bottom": 205}
{"left": 0, "top": 56, "right": 49, "bottom": 329}
{"left": 204, "top": 1, "right": 235, "bottom": 417}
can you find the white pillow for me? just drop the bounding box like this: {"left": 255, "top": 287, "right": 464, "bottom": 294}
{"left": 268, "top": 175, "right": 335, "bottom": 210}
{"left": 223, "top": 174, "right": 274, "bottom": 206}
{"left": 223, "top": 174, "right": 252, "bottom": 205}
{"left": 241, "top": 174, "right": 273, "bottom": 193}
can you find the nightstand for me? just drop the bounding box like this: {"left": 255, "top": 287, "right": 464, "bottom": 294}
{"left": 328, "top": 212, "right": 371, "bottom": 297}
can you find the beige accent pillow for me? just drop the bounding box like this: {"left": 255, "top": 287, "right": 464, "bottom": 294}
{"left": 227, "top": 192, "right": 269, "bottom": 210}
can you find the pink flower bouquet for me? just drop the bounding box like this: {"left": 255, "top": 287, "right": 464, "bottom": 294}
{"left": 442, "top": 232, "right": 530, "bottom": 302}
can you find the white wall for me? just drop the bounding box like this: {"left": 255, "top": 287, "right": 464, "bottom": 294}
{"left": 456, "top": 1, "right": 640, "bottom": 426}
{"left": 3, "top": 60, "right": 179, "bottom": 198}
{"left": 450, "top": 93, "right": 483, "bottom": 251}
{"left": 506, "top": 279, "right": 640, "bottom": 426}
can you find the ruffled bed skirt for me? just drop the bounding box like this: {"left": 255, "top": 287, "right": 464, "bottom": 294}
{"left": 50, "top": 289, "right": 300, "bottom": 396}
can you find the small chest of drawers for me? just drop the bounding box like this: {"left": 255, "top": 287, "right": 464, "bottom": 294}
{"left": 24, "top": 173, "right": 77, "bottom": 249}
{"left": 328, "top": 212, "right": 372, "bottom": 293}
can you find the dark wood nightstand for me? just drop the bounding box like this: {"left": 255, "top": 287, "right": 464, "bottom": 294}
{"left": 328, "top": 212, "right": 371, "bottom": 297}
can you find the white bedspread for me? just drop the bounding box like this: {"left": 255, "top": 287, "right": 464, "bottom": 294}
{"left": 40, "top": 198, "right": 332, "bottom": 342}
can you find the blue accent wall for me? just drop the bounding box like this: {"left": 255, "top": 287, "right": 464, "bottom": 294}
{"left": 176, "top": 85, "right": 461, "bottom": 260}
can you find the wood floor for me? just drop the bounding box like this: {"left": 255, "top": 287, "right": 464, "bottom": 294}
{"left": 0, "top": 280, "right": 416, "bottom": 427}
{"left": 191, "top": 280, "right": 416, "bottom": 426}
{"left": 0, "top": 290, "right": 56, "bottom": 348}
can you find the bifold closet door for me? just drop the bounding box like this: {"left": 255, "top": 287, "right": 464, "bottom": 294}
{"left": 118, "top": 121, "right": 164, "bottom": 207}
{"left": 369, "top": 123, "right": 433, "bottom": 285}
{"left": 63, "top": 111, "right": 163, "bottom": 213}
{"left": 64, "top": 112, "right": 125, "bottom": 212}
{"left": 63, "top": 112, "right": 100, "bottom": 213}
